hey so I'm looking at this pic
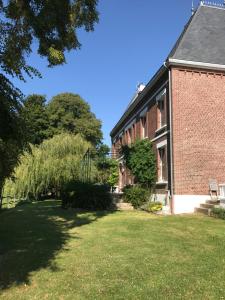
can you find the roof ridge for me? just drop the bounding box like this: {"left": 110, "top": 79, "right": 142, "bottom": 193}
{"left": 201, "top": 1, "right": 225, "bottom": 10}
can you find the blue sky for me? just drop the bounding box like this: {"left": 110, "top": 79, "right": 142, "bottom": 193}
{"left": 13, "top": 0, "right": 202, "bottom": 145}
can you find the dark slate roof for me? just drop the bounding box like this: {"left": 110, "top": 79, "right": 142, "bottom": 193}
{"left": 169, "top": 4, "right": 225, "bottom": 65}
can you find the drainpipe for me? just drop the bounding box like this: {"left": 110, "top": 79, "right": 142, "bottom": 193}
{"left": 164, "top": 62, "right": 174, "bottom": 214}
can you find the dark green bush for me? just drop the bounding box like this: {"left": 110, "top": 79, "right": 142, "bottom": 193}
{"left": 211, "top": 207, "right": 225, "bottom": 219}
{"left": 61, "top": 181, "right": 112, "bottom": 210}
{"left": 122, "top": 185, "right": 149, "bottom": 209}
{"left": 122, "top": 185, "right": 132, "bottom": 194}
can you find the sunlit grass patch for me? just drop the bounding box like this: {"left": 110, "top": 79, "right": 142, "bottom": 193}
{"left": 1, "top": 200, "right": 225, "bottom": 299}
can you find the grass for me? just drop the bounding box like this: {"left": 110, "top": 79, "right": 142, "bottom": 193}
{"left": 1, "top": 201, "right": 225, "bottom": 299}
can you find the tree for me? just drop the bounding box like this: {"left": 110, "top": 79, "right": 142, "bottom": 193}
{"left": 95, "top": 144, "right": 119, "bottom": 189}
{"left": 0, "top": 0, "right": 99, "bottom": 80}
{"left": 0, "top": 77, "right": 26, "bottom": 208}
{"left": 96, "top": 157, "right": 118, "bottom": 187}
{"left": 22, "top": 94, "right": 50, "bottom": 145}
{"left": 3, "top": 133, "right": 92, "bottom": 200}
{"left": 0, "top": 0, "right": 99, "bottom": 201}
{"left": 47, "top": 93, "right": 102, "bottom": 146}
{"left": 96, "top": 144, "right": 110, "bottom": 158}
{"left": 122, "top": 139, "right": 156, "bottom": 188}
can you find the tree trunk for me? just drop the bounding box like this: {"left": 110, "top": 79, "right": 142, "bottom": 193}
{"left": 0, "top": 181, "right": 3, "bottom": 210}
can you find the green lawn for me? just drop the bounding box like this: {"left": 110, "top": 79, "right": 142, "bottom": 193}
{"left": 1, "top": 201, "right": 225, "bottom": 299}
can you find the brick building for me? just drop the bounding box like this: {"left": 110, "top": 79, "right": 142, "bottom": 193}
{"left": 110, "top": 1, "right": 225, "bottom": 214}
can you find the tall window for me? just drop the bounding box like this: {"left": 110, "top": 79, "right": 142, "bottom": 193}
{"left": 157, "top": 89, "right": 166, "bottom": 129}
{"left": 128, "top": 128, "right": 132, "bottom": 144}
{"left": 158, "top": 146, "right": 167, "bottom": 182}
{"left": 141, "top": 116, "right": 147, "bottom": 138}
{"left": 132, "top": 124, "right": 136, "bottom": 141}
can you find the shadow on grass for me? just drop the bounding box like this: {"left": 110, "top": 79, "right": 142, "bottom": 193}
{"left": 0, "top": 200, "right": 113, "bottom": 290}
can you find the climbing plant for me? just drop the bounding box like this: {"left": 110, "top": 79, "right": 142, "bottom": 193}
{"left": 122, "top": 139, "right": 156, "bottom": 188}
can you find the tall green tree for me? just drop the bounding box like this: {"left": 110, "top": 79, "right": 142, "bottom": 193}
{"left": 47, "top": 93, "right": 102, "bottom": 146}
{"left": 0, "top": 77, "right": 26, "bottom": 208}
{"left": 3, "top": 133, "right": 92, "bottom": 200}
{"left": 22, "top": 94, "right": 49, "bottom": 145}
{"left": 0, "top": 0, "right": 99, "bottom": 203}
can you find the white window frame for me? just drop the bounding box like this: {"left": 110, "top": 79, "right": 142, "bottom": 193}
{"left": 157, "top": 140, "right": 167, "bottom": 183}
{"left": 156, "top": 88, "right": 166, "bottom": 129}
{"left": 141, "top": 115, "right": 147, "bottom": 139}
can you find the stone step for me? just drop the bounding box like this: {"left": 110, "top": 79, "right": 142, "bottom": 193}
{"left": 111, "top": 193, "right": 124, "bottom": 204}
{"left": 195, "top": 207, "right": 211, "bottom": 215}
{"left": 200, "top": 203, "right": 215, "bottom": 209}
{"left": 116, "top": 202, "right": 134, "bottom": 211}
{"left": 206, "top": 199, "right": 220, "bottom": 205}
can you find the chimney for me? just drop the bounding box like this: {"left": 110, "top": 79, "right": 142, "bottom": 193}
{"left": 137, "top": 83, "right": 145, "bottom": 94}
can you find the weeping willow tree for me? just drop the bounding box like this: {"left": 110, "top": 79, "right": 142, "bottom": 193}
{"left": 3, "top": 133, "right": 95, "bottom": 200}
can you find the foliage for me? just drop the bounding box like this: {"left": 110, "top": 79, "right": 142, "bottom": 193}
{"left": 0, "top": 0, "right": 99, "bottom": 80}
{"left": 144, "top": 201, "right": 163, "bottom": 213}
{"left": 122, "top": 185, "right": 149, "bottom": 209}
{"left": 22, "top": 94, "right": 50, "bottom": 144}
{"left": 61, "top": 182, "right": 112, "bottom": 210}
{"left": 211, "top": 207, "right": 225, "bottom": 219}
{"left": 21, "top": 92, "right": 104, "bottom": 147}
{"left": 3, "top": 133, "right": 92, "bottom": 200}
{"left": 94, "top": 144, "right": 119, "bottom": 189}
{"left": 0, "top": 76, "right": 27, "bottom": 207}
{"left": 122, "top": 139, "right": 156, "bottom": 188}
{"left": 96, "top": 144, "right": 110, "bottom": 158}
{"left": 96, "top": 157, "right": 119, "bottom": 188}
{"left": 47, "top": 93, "right": 102, "bottom": 146}
{"left": 107, "top": 160, "right": 119, "bottom": 188}
{"left": 0, "top": 1, "right": 99, "bottom": 205}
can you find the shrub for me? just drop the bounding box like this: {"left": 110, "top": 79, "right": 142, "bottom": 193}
{"left": 144, "top": 201, "right": 163, "bottom": 213}
{"left": 211, "top": 207, "right": 225, "bottom": 219}
{"left": 61, "top": 181, "right": 112, "bottom": 210}
{"left": 122, "top": 185, "right": 149, "bottom": 209}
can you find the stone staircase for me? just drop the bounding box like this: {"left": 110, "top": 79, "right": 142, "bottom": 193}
{"left": 111, "top": 193, "right": 134, "bottom": 211}
{"left": 195, "top": 199, "right": 220, "bottom": 215}
{"left": 116, "top": 202, "right": 134, "bottom": 211}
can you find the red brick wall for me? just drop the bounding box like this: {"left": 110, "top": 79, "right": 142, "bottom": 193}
{"left": 172, "top": 67, "right": 225, "bottom": 195}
